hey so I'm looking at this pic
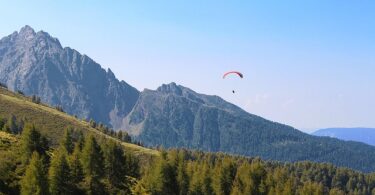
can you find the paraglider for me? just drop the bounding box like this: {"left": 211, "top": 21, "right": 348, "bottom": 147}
{"left": 223, "top": 71, "right": 243, "bottom": 79}
{"left": 223, "top": 71, "right": 243, "bottom": 93}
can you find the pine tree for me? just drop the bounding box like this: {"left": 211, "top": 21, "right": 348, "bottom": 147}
{"left": 249, "top": 160, "right": 267, "bottom": 195}
{"left": 20, "top": 124, "right": 49, "bottom": 165}
{"left": 49, "top": 148, "right": 72, "bottom": 194}
{"left": 117, "top": 130, "right": 123, "bottom": 140}
{"left": 176, "top": 160, "right": 189, "bottom": 195}
{"left": 60, "top": 127, "right": 74, "bottom": 154}
{"left": 69, "top": 143, "right": 84, "bottom": 183}
{"left": 123, "top": 132, "right": 132, "bottom": 143}
{"left": 214, "top": 158, "right": 237, "bottom": 195}
{"left": 144, "top": 153, "right": 178, "bottom": 195}
{"left": 69, "top": 143, "right": 84, "bottom": 194}
{"left": 20, "top": 152, "right": 48, "bottom": 195}
{"left": 231, "top": 162, "right": 255, "bottom": 195}
{"left": 125, "top": 152, "right": 140, "bottom": 179}
{"left": 0, "top": 117, "right": 5, "bottom": 130}
{"left": 2, "top": 115, "right": 18, "bottom": 134}
{"left": 103, "top": 140, "right": 128, "bottom": 193}
{"left": 76, "top": 130, "right": 85, "bottom": 150}
{"left": 81, "top": 134, "right": 104, "bottom": 194}
{"left": 297, "top": 181, "right": 324, "bottom": 195}
{"left": 189, "top": 168, "right": 203, "bottom": 195}
{"left": 201, "top": 162, "right": 214, "bottom": 195}
{"left": 329, "top": 188, "right": 346, "bottom": 195}
{"left": 89, "top": 119, "right": 96, "bottom": 128}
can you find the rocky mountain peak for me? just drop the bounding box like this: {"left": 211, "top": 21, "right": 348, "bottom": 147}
{"left": 0, "top": 25, "right": 140, "bottom": 129}
{"left": 19, "top": 25, "right": 36, "bottom": 37}
{"left": 157, "top": 82, "right": 183, "bottom": 95}
{"left": 11, "top": 25, "right": 61, "bottom": 49}
{"left": 107, "top": 68, "right": 116, "bottom": 79}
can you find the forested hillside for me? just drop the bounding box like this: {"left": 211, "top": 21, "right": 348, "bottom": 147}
{"left": 0, "top": 85, "right": 375, "bottom": 194}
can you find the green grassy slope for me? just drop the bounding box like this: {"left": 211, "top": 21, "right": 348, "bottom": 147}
{"left": 0, "top": 87, "right": 159, "bottom": 157}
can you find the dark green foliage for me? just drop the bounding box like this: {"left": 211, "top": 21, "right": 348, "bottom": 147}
{"left": 20, "top": 152, "right": 48, "bottom": 195}
{"left": 140, "top": 151, "right": 179, "bottom": 195}
{"left": 81, "top": 134, "right": 105, "bottom": 194}
{"left": 89, "top": 119, "right": 96, "bottom": 128}
{"left": 103, "top": 140, "right": 131, "bottom": 194}
{"left": 0, "top": 136, "right": 20, "bottom": 194}
{"left": 117, "top": 130, "right": 123, "bottom": 140}
{"left": 125, "top": 152, "right": 140, "bottom": 179}
{"left": 55, "top": 105, "right": 64, "bottom": 112}
{"left": 0, "top": 118, "right": 5, "bottom": 130}
{"left": 176, "top": 160, "right": 189, "bottom": 195}
{"left": 60, "top": 127, "right": 75, "bottom": 154}
{"left": 214, "top": 158, "right": 237, "bottom": 195}
{"left": 81, "top": 134, "right": 104, "bottom": 178}
{"left": 69, "top": 143, "right": 84, "bottom": 193}
{"left": 20, "top": 124, "right": 49, "bottom": 165}
{"left": 31, "top": 95, "right": 41, "bottom": 104}
{"left": 2, "top": 115, "right": 19, "bottom": 134}
{"left": 48, "top": 148, "right": 72, "bottom": 194}
{"left": 123, "top": 131, "right": 132, "bottom": 143}
{"left": 138, "top": 149, "right": 375, "bottom": 195}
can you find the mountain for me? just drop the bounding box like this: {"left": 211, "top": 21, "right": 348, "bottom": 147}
{"left": 122, "top": 82, "right": 375, "bottom": 172}
{"left": 313, "top": 128, "right": 375, "bottom": 146}
{"left": 0, "top": 25, "right": 139, "bottom": 129}
{"left": 2, "top": 26, "right": 375, "bottom": 172}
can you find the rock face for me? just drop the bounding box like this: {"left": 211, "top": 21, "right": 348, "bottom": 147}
{"left": 0, "top": 26, "right": 139, "bottom": 128}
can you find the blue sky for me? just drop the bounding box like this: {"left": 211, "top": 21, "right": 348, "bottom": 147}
{"left": 1, "top": 1, "right": 374, "bottom": 132}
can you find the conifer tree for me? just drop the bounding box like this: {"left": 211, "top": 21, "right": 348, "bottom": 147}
{"left": 125, "top": 152, "right": 140, "bottom": 179}
{"left": 176, "top": 160, "right": 189, "bottom": 195}
{"left": 0, "top": 117, "right": 5, "bottom": 130}
{"left": 144, "top": 153, "right": 178, "bottom": 195}
{"left": 76, "top": 130, "right": 85, "bottom": 150}
{"left": 81, "top": 134, "right": 105, "bottom": 194}
{"left": 117, "top": 130, "right": 123, "bottom": 140}
{"left": 249, "top": 160, "right": 267, "bottom": 195}
{"left": 103, "top": 140, "right": 127, "bottom": 192}
{"left": 297, "top": 181, "right": 324, "bottom": 195}
{"left": 20, "top": 124, "right": 49, "bottom": 165}
{"left": 231, "top": 162, "right": 254, "bottom": 195}
{"left": 69, "top": 143, "right": 85, "bottom": 194}
{"left": 69, "top": 143, "right": 84, "bottom": 183}
{"left": 329, "top": 188, "right": 345, "bottom": 195}
{"left": 20, "top": 152, "right": 48, "bottom": 195}
{"left": 201, "top": 162, "right": 214, "bottom": 195}
{"left": 49, "top": 148, "right": 72, "bottom": 194}
{"left": 60, "top": 127, "right": 74, "bottom": 154}
{"left": 214, "top": 158, "right": 237, "bottom": 195}
{"left": 2, "top": 115, "right": 18, "bottom": 133}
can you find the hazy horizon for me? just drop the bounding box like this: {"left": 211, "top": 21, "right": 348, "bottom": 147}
{"left": 1, "top": 1, "right": 374, "bottom": 132}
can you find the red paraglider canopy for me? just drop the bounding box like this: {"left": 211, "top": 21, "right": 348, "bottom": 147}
{"left": 223, "top": 71, "right": 243, "bottom": 79}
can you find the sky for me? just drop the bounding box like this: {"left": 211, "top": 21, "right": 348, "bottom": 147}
{"left": 1, "top": 1, "right": 374, "bottom": 132}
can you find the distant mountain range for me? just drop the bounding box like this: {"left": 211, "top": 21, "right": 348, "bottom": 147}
{"left": 2, "top": 26, "right": 375, "bottom": 172}
{"left": 313, "top": 128, "right": 375, "bottom": 146}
